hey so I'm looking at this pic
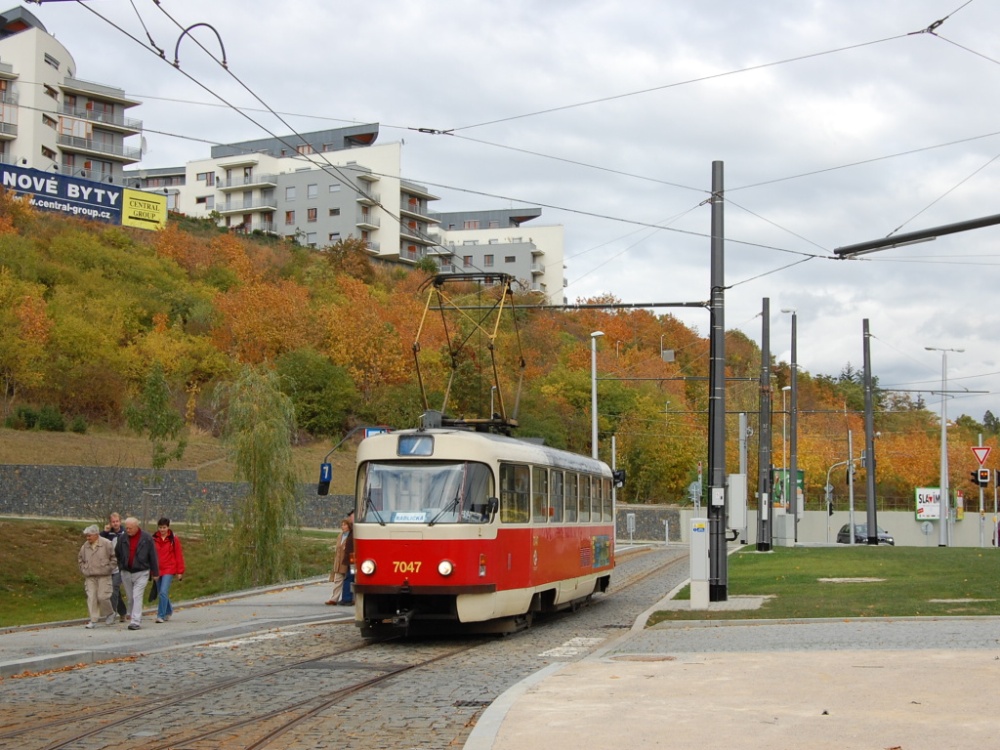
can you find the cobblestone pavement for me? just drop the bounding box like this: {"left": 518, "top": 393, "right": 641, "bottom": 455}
{"left": 0, "top": 545, "right": 689, "bottom": 750}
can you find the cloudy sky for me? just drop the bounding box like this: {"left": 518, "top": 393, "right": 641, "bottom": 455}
{"left": 30, "top": 0, "right": 1000, "bottom": 424}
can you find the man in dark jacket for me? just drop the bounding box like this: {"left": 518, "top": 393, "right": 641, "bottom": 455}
{"left": 116, "top": 517, "right": 159, "bottom": 630}
{"left": 100, "top": 512, "right": 128, "bottom": 621}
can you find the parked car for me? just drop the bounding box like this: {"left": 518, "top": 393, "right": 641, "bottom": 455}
{"left": 836, "top": 523, "right": 894, "bottom": 545}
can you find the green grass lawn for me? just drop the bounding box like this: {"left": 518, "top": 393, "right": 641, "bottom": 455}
{"left": 0, "top": 518, "right": 337, "bottom": 627}
{"left": 648, "top": 545, "right": 1000, "bottom": 625}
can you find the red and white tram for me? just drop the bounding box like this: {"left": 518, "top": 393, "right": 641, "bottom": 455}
{"left": 350, "top": 415, "right": 615, "bottom": 637}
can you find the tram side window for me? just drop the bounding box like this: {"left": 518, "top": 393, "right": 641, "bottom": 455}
{"left": 531, "top": 466, "right": 549, "bottom": 523}
{"left": 592, "top": 477, "right": 602, "bottom": 522}
{"left": 550, "top": 470, "right": 564, "bottom": 522}
{"left": 565, "top": 472, "right": 578, "bottom": 522}
{"left": 579, "top": 475, "right": 591, "bottom": 522}
{"left": 500, "top": 463, "right": 530, "bottom": 523}
{"left": 602, "top": 477, "right": 612, "bottom": 521}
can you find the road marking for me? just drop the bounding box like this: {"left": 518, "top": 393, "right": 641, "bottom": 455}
{"left": 540, "top": 637, "right": 604, "bottom": 657}
{"left": 209, "top": 631, "right": 301, "bottom": 648}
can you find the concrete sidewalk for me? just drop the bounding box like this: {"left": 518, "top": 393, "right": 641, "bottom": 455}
{"left": 0, "top": 576, "right": 349, "bottom": 677}
{"left": 466, "top": 592, "right": 1000, "bottom": 750}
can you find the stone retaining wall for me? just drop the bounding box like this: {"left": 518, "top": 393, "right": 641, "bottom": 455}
{"left": 0, "top": 464, "right": 354, "bottom": 529}
{"left": 1, "top": 466, "right": 680, "bottom": 536}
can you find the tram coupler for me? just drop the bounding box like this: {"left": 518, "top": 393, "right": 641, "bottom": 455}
{"left": 392, "top": 608, "right": 417, "bottom": 629}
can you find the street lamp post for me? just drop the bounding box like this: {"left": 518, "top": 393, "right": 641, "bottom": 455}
{"left": 926, "top": 346, "right": 963, "bottom": 547}
{"left": 781, "top": 385, "right": 790, "bottom": 507}
{"left": 490, "top": 386, "right": 497, "bottom": 418}
{"left": 781, "top": 308, "right": 798, "bottom": 541}
{"left": 591, "top": 331, "right": 604, "bottom": 460}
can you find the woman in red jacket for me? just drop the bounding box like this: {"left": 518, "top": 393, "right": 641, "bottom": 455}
{"left": 153, "top": 517, "right": 185, "bottom": 623}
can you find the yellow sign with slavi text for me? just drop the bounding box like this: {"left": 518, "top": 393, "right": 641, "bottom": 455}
{"left": 121, "top": 189, "right": 167, "bottom": 230}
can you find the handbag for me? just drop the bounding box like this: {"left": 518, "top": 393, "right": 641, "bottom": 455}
{"left": 148, "top": 578, "right": 159, "bottom": 603}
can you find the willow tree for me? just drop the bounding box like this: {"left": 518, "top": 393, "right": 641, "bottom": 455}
{"left": 215, "top": 365, "right": 301, "bottom": 586}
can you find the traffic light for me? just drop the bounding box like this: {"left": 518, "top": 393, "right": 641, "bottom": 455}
{"left": 612, "top": 469, "right": 626, "bottom": 488}
{"left": 978, "top": 468, "right": 991, "bottom": 487}
{"left": 827, "top": 500, "right": 834, "bottom": 516}
{"left": 971, "top": 470, "right": 981, "bottom": 487}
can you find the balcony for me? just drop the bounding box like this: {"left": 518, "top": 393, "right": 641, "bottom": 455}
{"left": 356, "top": 212, "right": 380, "bottom": 230}
{"left": 400, "top": 225, "right": 435, "bottom": 245}
{"left": 217, "top": 173, "right": 278, "bottom": 191}
{"left": 57, "top": 134, "right": 141, "bottom": 163}
{"left": 364, "top": 240, "right": 381, "bottom": 253}
{"left": 400, "top": 202, "right": 440, "bottom": 223}
{"left": 232, "top": 221, "right": 278, "bottom": 235}
{"left": 0, "top": 120, "right": 15, "bottom": 139}
{"left": 217, "top": 198, "right": 278, "bottom": 215}
{"left": 355, "top": 188, "right": 380, "bottom": 206}
{"left": 531, "top": 262, "right": 545, "bottom": 274}
{"left": 60, "top": 77, "right": 140, "bottom": 107}
{"left": 60, "top": 105, "right": 142, "bottom": 134}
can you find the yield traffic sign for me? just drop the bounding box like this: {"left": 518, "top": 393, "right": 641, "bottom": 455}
{"left": 971, "top": 446, "right": 991, "bottom": 465}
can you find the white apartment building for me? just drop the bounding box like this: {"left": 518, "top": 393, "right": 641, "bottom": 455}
{"left": 431, "top": 208, "right": 567, "bottom": 303}
{"left": 0, "top": 7, "right": 142, "bottom": 184}
{"left": 131, "top": 125, "right": 442, "bottom": 261}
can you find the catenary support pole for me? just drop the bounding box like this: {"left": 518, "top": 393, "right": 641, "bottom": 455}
{"left": 757, "top": 298, "right": 772, "bottom": 551}
{"left": 708, "top": 161, "right": 728, "bottom": 601}
{"left": 863, "top": 319, "right": 879, "bottom": 544}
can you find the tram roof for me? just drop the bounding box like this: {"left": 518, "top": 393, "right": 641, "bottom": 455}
{"left": 357, "top": 427, "right": 611, "bottom": 475}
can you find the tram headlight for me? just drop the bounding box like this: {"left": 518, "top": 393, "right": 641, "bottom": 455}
{"left": 437, "top": 560, "right": 454, "bottom": 577}
{"left": 360, "top": 559, "right": 376, "bottom": 576}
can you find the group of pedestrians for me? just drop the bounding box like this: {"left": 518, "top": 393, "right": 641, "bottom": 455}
{"left": 78, "top": 513, "right": 185, "bottom": 630}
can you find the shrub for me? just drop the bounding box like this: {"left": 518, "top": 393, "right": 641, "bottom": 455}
{"left": 5, "top": 405, "right": 38, "bottom": 430}
{"left": 70, "top": 415, "right": 88, "bottom": 434}
{"left": 37, "top": 404, "right": 66, "bottom": 432}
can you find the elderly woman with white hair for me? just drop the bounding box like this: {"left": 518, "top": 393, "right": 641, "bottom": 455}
{"left": 78, "top": 524, "right": 117, "bottom": 628}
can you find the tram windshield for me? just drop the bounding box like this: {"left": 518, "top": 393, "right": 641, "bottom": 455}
{"left": 358, "top": 461, "right": 495, "bottom": 524}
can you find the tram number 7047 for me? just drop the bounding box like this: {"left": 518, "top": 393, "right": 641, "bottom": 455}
{"left": 393, "top": 561, "right": 422, "bottom": 574}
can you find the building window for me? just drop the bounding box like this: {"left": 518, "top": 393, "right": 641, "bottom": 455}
{"left": 484, "top": 255, "right": 494, "bottom": 267}
{"left": 196, "top": 172, "right": 215, "bottom": 186}
{"left": 296, "top": 144, "right": 314, "bottom": 155}
{"left": 41, "top": 146, "right": 56, "bottom": 159}
{"left": 43, "top": 52, "right": 60, "bottom": 70}
{"left": 306, "top": 232, "right": 317, "bottom": 246}
{"left": 488, "top": 238, "right": 499, "bottom": 244}
{"left": 285, "top": 210, "right": 295, "bottom": 225}
{"left": 307, "top": 208, "right": 317, "bottom": 222}
{"left": 285, "top": 186, "right": 296, "bottom": 201}
{"left": 195, "top": 195, "right": 215, "bottom": 209}
{"left": 43, "top": 84, "right": 58, "bottom": 100}
{"left": 307, "top": 184, "right": 318, "bottom": 199}
{"left": 42, "top": 115, "right": 57, "bottom": 129}
{"left": 329, "top": 183, "right": 341, "bottom": 193}
{"left": 328, "top": 208, "right": 340, "bottom": 216}
{"left": 505, "top": 256, "right": 516, "bottom": 263}
{"left": 489, "top": 221, "right": 500, "bottom": 228}
{"left": 464, "top": 220, "right": 480, "bottom": 229}
{"left": 463, "top": 256, "right": 472, "bottom": 267}
{"left": 329, "top": 232, "right": 341, "bottom": 242}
